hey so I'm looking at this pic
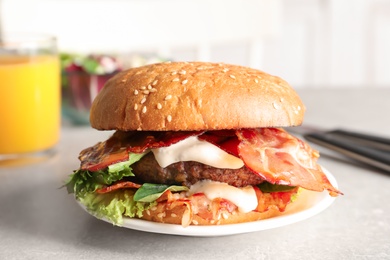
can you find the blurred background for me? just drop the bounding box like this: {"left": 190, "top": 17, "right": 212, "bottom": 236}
{"left": 2, "top": 0, "right": 389, "bottom": 243}
{"left": 2, "top": 0, "right": 389, "bottom": 123}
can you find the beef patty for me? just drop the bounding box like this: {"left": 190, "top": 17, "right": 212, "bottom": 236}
{"left": 131, "top": 153, "right": 265, "bottom": 187}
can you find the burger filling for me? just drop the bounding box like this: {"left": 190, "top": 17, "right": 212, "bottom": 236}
{"left": 66, "top": 128, "right": 340, "bottom": 226}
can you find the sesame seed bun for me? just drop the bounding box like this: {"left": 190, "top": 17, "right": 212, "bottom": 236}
{"left": 90, "top": 61, "right": 305, "bottom": 131}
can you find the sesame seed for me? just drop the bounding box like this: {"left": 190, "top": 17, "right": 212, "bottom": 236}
{"left": 157, "top": 212, "right": 166, "bottom": 218}
{"left": 146, "top": 210, "right": 150, "bottom": 216}
{"left": 297, "top": 105, "right": 301, "bottom": 111}
{"left": 157, "top": 103, "right": 162, "bottom": 109}
{"left": 254, "top": 78, "right": 259, "bottom": 83}
{"left": 147, "top": 85, "right": 152, "bottom": 90}
{"left": 165, "top": 95, "right": 172, "bottom": 101}
{"left": 152, "top": 80, "right": 158, "bottom": 86}
{"left": 222, "top": 212, "right": 229, "bottom": 220}
{"left": 140, "top": 86, "right": 146, "bottom": 90}
{"left": 149, "top": 88, "right": 157, "bottom": 93}
{"left": 222, "top": 68, "right": 229, "bottom": 72}
{"left": 167, "top": 115, "right": 172, "bottom": 122}
{"left": 142, "top": 106, "right": 147, "bottom": 113}
{"left": 134, "top": 90, "right": 139, "bottom": 95}
{"left": 230, "top": 74, "right": 236, "bottom": 79}
{"left": 182, "top": 79, "right": 188, "bottom": 85}
{"left": 143, "top": 90, "right": 150, "bottom": 95}
{"left": 172, "top": 78, "right": 180, "bottom": 82}
{"left": 280, "top": 97, "right": 284, "bottom": 102}
{"left": 140, "top": 97, "right": 146, "bottom": 104}
{"left": 179, "top": 70, "right": 186, "bottom": 75}
{"left": 171, "top": 71, "right": 177, "bottom": 75}
{"left": 171, "top": 213, "right": 177, "bottom": 218}
{"left": 192, "top": 220, "right": 199, "bottom": 225}
{"left": 134, "top": 104, "right": 138, "bottom": 110}
{"left": 121, "top": 79, "right": 126, "bottom": 83}
{"left": 273, "top": 102, "right": 280, "bottom": 110}
{"left": 151, "top": 206, "right": 157, "bottom": 211}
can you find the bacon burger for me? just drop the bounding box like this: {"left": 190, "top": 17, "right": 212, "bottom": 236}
{"left": 66, "top": 61, "right": 341, "bottom": 227}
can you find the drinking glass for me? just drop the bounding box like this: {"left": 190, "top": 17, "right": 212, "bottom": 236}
{"left": 0, "top": 33, "right": 60, "bottom": 164}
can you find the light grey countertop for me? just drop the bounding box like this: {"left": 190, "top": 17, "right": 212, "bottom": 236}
{"left": 1, "top": 88, "right": 389, "bottom": 260}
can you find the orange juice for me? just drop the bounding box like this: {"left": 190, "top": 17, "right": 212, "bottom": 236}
{"left": 0, "top": 55, "right": 60, "bottom": 154}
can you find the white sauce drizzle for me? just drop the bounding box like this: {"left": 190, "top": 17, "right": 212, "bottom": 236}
{"left": 151, "top": 136, "right": 244, "bottom": 169}
{"left": 189, "top": 180, "right": 258, "bottom": 213}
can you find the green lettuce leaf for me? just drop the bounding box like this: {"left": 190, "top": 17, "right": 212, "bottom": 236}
{"left": 133, "top": 183, "right": 189, "bottom": 202}
{"left": 65, "top": 152, "right": 147, "bottom": 199}
{"left": 79, "top": 189, "right": 157, "bottom": 225}
{"left": 65, "top": 151, "right": 189, "bottom": 225}
{"left": 107, "top": 152, "right": 146, "bottom": 175}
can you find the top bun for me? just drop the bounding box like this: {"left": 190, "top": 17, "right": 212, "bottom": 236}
{"left": 90, "top": 61, "right": 305, "bottom": 131}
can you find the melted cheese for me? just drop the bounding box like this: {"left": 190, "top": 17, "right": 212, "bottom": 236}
{"left": 189, "top": 180, "right": 258, "bottom": 213}
{"left": 151, "top": 136, "right": 244, "bottom": 169}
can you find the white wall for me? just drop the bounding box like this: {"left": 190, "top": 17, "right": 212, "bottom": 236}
{"left": 263, "top": 0, "right": 390, "bottom": 88}
{"left": 2, "top": 0, "right": 390, "bottom": 88}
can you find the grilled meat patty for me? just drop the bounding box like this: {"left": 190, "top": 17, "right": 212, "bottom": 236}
{"left": 131, "top": 153, "right": 265, "bottom": 187}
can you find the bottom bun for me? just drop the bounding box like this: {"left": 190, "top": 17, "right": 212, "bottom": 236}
{"left": 140, "top": 202, "right": 284, "bottom": 226}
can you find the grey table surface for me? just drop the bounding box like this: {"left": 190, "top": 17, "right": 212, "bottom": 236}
{"left": 1, "top": 88, "right": 389, "bottom": 260}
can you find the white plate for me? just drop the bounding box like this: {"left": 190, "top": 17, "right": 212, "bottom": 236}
{"left": 80, "top": 168, "right": 338, "bottom": 237}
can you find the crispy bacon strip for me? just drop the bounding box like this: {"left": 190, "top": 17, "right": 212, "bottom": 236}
{"left": 237, "top": 128, "right": 341, "bottom": 196}
{"left": 198, "top": 130, "right": 240, "bottom": 157}
{"left": 95, "top": 180, "right": 141, "bottom": 194}
{"left": 79, "top": 130, "right": 203, "bottom": 171}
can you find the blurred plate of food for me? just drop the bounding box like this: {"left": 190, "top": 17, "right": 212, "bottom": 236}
{"left": 61, "top": 53, "right": 165, "bottom": 125}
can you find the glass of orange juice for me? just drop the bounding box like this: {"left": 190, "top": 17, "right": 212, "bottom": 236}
{"left": 0, "top": 33, "right": 60, "bottom": 163}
